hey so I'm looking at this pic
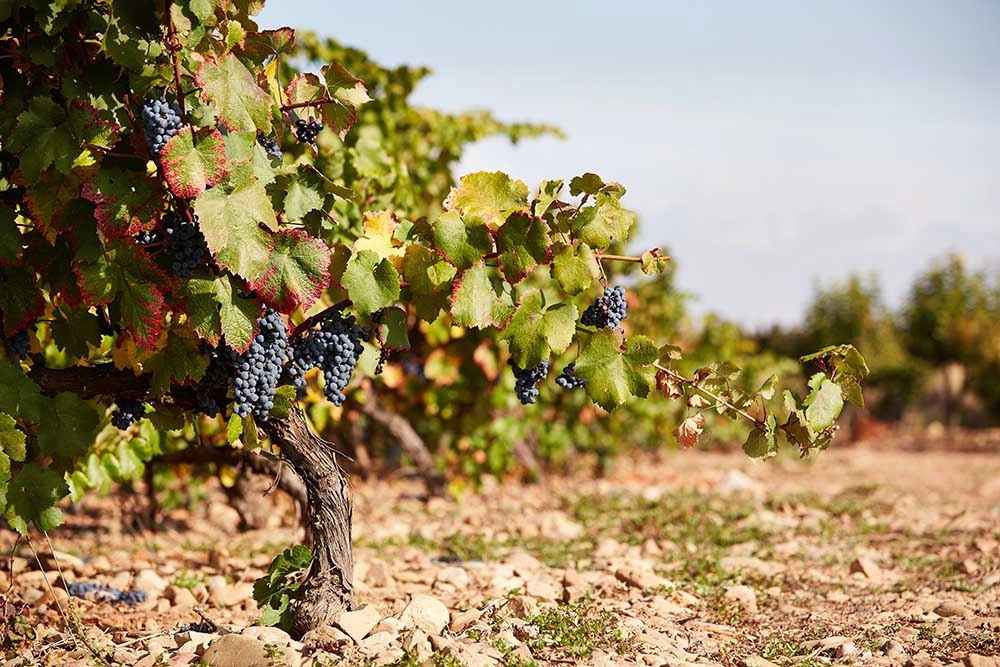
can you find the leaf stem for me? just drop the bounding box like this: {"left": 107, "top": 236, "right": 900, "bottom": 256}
{"left": 280, "top": 97, "right": 340, "bottom": 112}
{"left": 165, "top": 1, "right": 186, "bottom": 116}
{"left": 653, "top": 361, "right": 764, "bottom": 428}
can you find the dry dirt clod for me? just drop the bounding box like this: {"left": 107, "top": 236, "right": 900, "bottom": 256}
{"left": 450, "top": 607, "right": 483, "bottom": 632}
{"left": 934, "top": 601, "right": 975, "bottom": 618}
{"left": 849, "top": 556, "right": 883, "bottom": 580}
{"left": 723, "top": 584, "right": 758, "bottom": 616}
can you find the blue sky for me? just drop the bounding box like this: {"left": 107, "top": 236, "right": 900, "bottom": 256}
{"left": 257, "top": 1, "right": 1000, "bottom": 328}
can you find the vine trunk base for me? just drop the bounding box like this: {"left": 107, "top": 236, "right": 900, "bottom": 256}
{"left": 263, "top": 407, "right": 355, "bottom": 636}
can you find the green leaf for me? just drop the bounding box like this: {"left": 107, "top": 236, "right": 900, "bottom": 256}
{"left": 0, "top": 206, "right": 20, "bottom": 265}
{"left": 376, "top": 307, "right": 410, "bottom": 351}
{"left": 37, "top": 393, "right": 101, "bottom": 459}
{"left": 757, "top": 374, "right": 778, "bottom": 401}
{"left": 450, "top": 262, "right": 515, "bottom": 329}
{"left": 0, "top": 413, "right": 26, "bottom": 462}
{"left": 284, "top": 66, "right": 369, "bottom": 140}
{"left": 195, "top": 53, "right": 273, "bottom": 132}
{"left": 494, "top": 213, "right": 550, "bottom": 283}
{"left": 274, "top": 165, "right": 329, "bottom": 221}
{"left": 640, "top": 248, "right": 670, "bottom": 276}
{"left": 533, "top": 179, "right": 564, "bottom": 217}
{"left": 227, "top": 413, "right": 244, "bottom": 444}
{"left": 0, "top": 361, "right": 44, "bottom": 422}
{"left": 271, "top": 386, "right": 297, "bottom": 420}
{"left": 242, "top": 413, "right": 260, "bottom": 450}
{"left": 81, "top": 168, "right": 164, "bottom": 239}
{"left": 575, "top": 331, "right": 657, "bottom": 411}
{"left": 50, "top": 307, "right": 102, "bottom": 359}
{"left": 254, "top": 229, "right": 331, "bottom": 315}
{"left": 194, "top": 174, "right": 277, "bottom": 281}
{"left": 0, "top": 262, "right": 45, "bottom": 334}
{"left": 568, "top": 173, "right": 605, "bottom": 197}
{"left": 551, "top": 243, "right": 600, "bottom": 295}
{"left": 241, "top": 27, "right": 297, "bottom": 58}
{"left": 572, "top": 191, "right": 636, "bottom": 249}
{"left": 145, "top": 328, "right": 210, "bottom": 397}
{"left": 502, "top": 291, "right": 577, "bottom": 368}
{"left": 402, "top": 245, "right": 456, "bottom": 322}
{"left": 447, "top": 171, "right": 530, "bottom": 227}
{"left": 6, "top": 463, "right": 70, "bottom": 534}
{"left": 780, "top": 390, "right": 814, "bottom": 447}
{"left": 342, "top": 250, "right": 400, "bottom": 316}
{"left": 803, "top": 373, "right": 844, "bottom": 432}
{"left": 160, "top": 127, "right": 229, "bottom": 198}
{"left": 183, "top": 274, "right": 261, "bottom": 352}
{"left": 432, "top": 212, "right": 494, "bottom": 270}
{"left": 742, "top": 415, "right": 778, "bottom": 459}
{"left": 7, "top": 97, "right": 76, "bottom": 182}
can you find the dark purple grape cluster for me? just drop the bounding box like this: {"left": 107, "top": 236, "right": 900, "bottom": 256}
{"left": 4, "top": 327, "right": 31, "bottom": 359}
{"left": 228, "top": 309, "right": 289, "bottom": 420}
{"left": 256, "top": 133, "right": 282, "bottom": 159}
{"left": 163, "top": 214, "right": 210, "bottom": 277}
{"left": 509, "top": 358, "right": 549, "bottom": 405}
{"left": 581, "top": 285, "right": 627, "bottom": 329}
{"left": 140, "top": 99, "right": 184, "bottom": 156}
{"left": 287, "top": 308, "right": 365, "bottom": 406}
{"left": 294, "top": 116, "right": 323, "bottom": 144}
{"left": 66, "top": 581, "right": 147, "bottom": 606}
{"left": 555, "top": 362, "right": 587, "bottom": 390}
{"left": 195, "top": 353, "right": 231, "bottom": 417}
{"left": 111, "top": 398, "right": 145, "bottom": 430}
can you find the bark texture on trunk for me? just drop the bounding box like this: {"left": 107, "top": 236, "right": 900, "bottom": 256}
{"left": 262, "top": 406, "right": 355, "bottom": 636}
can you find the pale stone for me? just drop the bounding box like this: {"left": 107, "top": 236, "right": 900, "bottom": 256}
{"left": 200, "top": 634, "right": 272, "bottom": 667}
{"left": 965, "top": 655, "right": 1000, "bottom": 667}
{"left": 398, "top": 594, "right": 450, "bottom": 634}
{"left": 165, "top": 585, "right": 197, "bottom": 609}
{"left": 505, "top": 595, "right": 538, "bottom": 620}
{"left": 450, "top": 607, "right": 483, "bottom": 633}
{"left": 240, "top": 625, "right": 292, "bottom": 646}
{"left": 614, "top": 565, "right": 671, "bottom": 591}
{"left": 209, "top": 583, "right": 253, "bottom": 608}
{"left": 723, "top": 585, "right": 758, "bottom": 616}
{"left": 849, "top": 556, "right": 883, "bottom": 580}
{"left": 359, "top": 630, "right": 397, "bottom": 656}
{"left": 436, "top": 566, "right": 470, "bottom": 589}
{"left": 934, "top": 602, "right": 974, "bottom": 618}
{"left": 336, "top": 604, "right": 383, "bottom": 642}
{"left": 525, "top": 577, "right": 562, "bottom": 601}
{"left": 743, "top": 656, "right": 781, "bottom": 667}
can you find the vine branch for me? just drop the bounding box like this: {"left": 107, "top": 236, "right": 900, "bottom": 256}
{"left": 165, "top": 0, "right": 186, "bottom": 115}
{"left": 653, "top": 361, "right": 764, "bottom": 428}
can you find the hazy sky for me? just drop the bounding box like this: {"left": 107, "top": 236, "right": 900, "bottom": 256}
{"left": 257, "top": 1, "right": 1000, "bottom": 328}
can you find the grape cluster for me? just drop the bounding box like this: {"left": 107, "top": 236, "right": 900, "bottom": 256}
{"left": 66, "top": 581, "right": 147, "bottom": 606}
{"left": 140, "top": 99, "right": 184, "bottom": 156}
{"left": 555, "top": 362, "right": 587, "bottom": 390}
{"left": 287, "top": 308, "right": 365, "bottom": 406}
{"left": 509, "top": 359, "right": 549, "bottom": 405}
{"left": 256, "top": 133, "right": 282, "bottom": 159}
{"left": 195, "top": 353, "right": 231, "bottom": 417}
{"left": 163, "top": 214, "right": 210, "bottom": 277}
{"left": 111, "top": 398, "right": 145, "bottom": 430}
{"left": 228, "top": 309, "right": 289, "bottom": 420}
{"left": 4, "top": 327, "right": 31, "bottom": 359}
{"left": 135, "top": 229, "right": 156, "bottom": 245}
{"left": 295, "top": 116, "right": 323, "bottom": 144}
{"left": 581, "top": 285, "right": 627, "bottom": 329}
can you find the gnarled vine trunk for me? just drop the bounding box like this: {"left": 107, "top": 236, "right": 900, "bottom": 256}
{"left": 262, "top": 407, "right": 355, "bottom": 636}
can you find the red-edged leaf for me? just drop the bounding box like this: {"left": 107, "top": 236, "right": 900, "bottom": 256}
{"left": 75, "top": 241, "right": 168, "bottom": 349}
{"left": 196, "top": 54, "right": 273, "bottom": 132}
{"left": 0, "top": 262, "right": 44, "bottom": 334}
{"left": 254, "top": 229, "right": 330, "bottom": 315}
{"left": 285, "top": 66, "right": 369, "bottom": 140}
{"left": 240, "top": 28, "right": 296, "bottom": 59}
{"left": 21, "top": 168, "right": 86, "bottom": 243}
{"left": 159, "top": 127, "right": 228, "bottom": 199}
{"left": 82, "top": 168, "right": 163, "bottom": 238}
{"left": 494, "top": 212, "right": 551, "bottom": 283}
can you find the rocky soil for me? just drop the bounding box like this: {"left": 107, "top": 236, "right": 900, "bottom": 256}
{"left": 2, "top": 445, "right": 999, "bottom": 667}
